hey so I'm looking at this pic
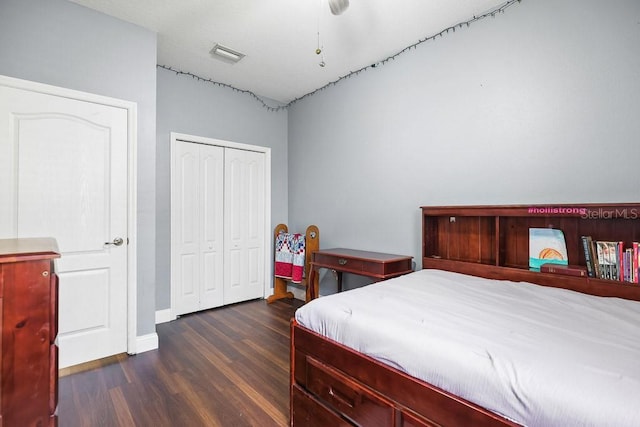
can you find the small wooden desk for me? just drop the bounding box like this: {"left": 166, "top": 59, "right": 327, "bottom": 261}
{"left": 308, "top": 248, "right": 413, "bottom": 300}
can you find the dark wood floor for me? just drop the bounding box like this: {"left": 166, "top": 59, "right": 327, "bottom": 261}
{"left": 58, "top": 298, "right": 304, "bottom": 427}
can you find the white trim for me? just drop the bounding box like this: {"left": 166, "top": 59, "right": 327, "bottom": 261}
{"left": 126, "top": 97, "right": 138, "bottom": 355}
{"left": 170, "top": 132, "right": 272, "bottom": 319}
{"left": 264, "top": 148, "right": 273, "bottom": 301}
{"left": 0, "top": 74, "right": 138, "bottom": 357}
{"left": 136, "top": 333, "right": 159, "bottom": 354}
{"left": 155, "top": 309, "right": 175, "bottom": 324}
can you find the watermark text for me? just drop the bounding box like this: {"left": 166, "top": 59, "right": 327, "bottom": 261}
{"left": 527, "top": 206, "right": 638, "bottom": 219}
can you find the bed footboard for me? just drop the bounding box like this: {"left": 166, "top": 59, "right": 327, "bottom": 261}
{"left": 290, "top": 320, "right": 519, "bottom": 427}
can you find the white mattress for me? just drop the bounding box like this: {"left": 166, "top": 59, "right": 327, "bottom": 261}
{"left": 295, "top": 269, "right": 640, "bottom": 427}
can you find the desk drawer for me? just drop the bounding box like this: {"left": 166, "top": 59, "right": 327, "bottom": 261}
{"left": 306, "top": 356, "right": 395, "bottom": 427}
{"left": 313, "top": 252, "right": 413, "bottom": 278}
{"left": 313, "top": 253, "right": 364, "bottom": 271}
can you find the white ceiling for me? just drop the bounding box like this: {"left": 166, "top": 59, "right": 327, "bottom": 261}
{"left": 68, "top": 0, "right": 509, "bottom": 104}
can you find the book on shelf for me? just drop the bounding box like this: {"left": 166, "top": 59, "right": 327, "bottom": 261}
{"left": 540, "top": 263, "right": 588, "bottom": 277}
{"left": 623, "top": 248, "right": 633, "bottom": 282}
{"left": 595, "top": 241, "right": 618, "bottom": 280}
{"left": 583, "top": 236, "right": 639, "bottom": 283}
{"left": 634, "top": 242, "right": 640, "bottom": 283}
{"left": 580, "top": 236, "right": 596, "bottom": 278}
{"left": 589, "top": 238, "right": 601, "bottom": 280}
{"left": 529, "top": 228, "right": 568, "bottom": 271}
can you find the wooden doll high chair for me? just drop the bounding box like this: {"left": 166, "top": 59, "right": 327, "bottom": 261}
{"left": 267, "top": 224, "right": 319, "bottom": 303}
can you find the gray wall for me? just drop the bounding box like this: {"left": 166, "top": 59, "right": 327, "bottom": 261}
{"left": 288, "top": 0, "right": 640, "bottom": 294}
{"left": 155, "top": 67, "right": 288, "bottom": 310}
{"left": 3, "top": 0, "right": 638, "bottom": 313}
{"left": 0, "top": 0, "right": 158, "bottom": 336}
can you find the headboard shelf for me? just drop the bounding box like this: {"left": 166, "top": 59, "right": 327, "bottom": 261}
{"left": 422, "top": 203, "right": 640, "bottom": 300}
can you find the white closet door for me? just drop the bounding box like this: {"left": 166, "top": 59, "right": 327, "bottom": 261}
{"left": 173, "top": 141, "right": 224, "bottom": 315}
{"left": 199, "top": 144, "right": 225, "bottom": 309}
{"left": 224, "top": 148, "right": 265, "bottom": 305}
{"left": 173, "top": 141, "right": 201, "bottom": 315}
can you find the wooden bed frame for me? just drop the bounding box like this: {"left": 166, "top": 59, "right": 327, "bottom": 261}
{"left": 290, "top": 203, "right": 640, "bottom": 426}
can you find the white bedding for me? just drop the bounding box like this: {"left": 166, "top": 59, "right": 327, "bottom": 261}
{"left": 295, "top": 269, "right": 640, "bottom": 427}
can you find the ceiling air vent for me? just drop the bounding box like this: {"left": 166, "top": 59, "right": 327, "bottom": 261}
{"left": 209, "top": 43, "right": 245, "bottom": 64}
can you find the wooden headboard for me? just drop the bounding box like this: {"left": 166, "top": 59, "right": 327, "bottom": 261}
{"left": 422, "top": 203, "right": 640, "bottom": 301}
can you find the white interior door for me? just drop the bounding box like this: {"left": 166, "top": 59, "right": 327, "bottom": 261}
{"left": 224, "top": 148, "right": 265, "bottom": 305}
{"left": 0, "top": 84, "right": 129, "bottom": 368}
{"left": 172, "top": 141, "right": 224, "bottom": 316}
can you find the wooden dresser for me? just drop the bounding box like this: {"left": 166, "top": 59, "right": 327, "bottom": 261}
{"left": 0, "top": 238, "right": 60, "bottom": 427}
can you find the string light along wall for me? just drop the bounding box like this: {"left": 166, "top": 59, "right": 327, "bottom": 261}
{"left": 157, "top": 0, "right": 522, "bottom": 112}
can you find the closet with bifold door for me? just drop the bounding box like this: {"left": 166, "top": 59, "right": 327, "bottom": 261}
{"left": 172, "top": 137, "right": 266, "bottom": 316}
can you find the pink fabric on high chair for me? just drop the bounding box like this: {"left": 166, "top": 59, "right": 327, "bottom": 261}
{"left": 275, "top": 232, "right": 305, "bottom": 283}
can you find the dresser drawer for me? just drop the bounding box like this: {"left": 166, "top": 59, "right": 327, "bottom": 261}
{"left": 306, "top": 356, "right": 395, "bottom": 427}
{"left": 292, "top": 384, "right": 353, "bottom": 427}
{"left": 400, "top": 409, "right": 441, "bottom": 427}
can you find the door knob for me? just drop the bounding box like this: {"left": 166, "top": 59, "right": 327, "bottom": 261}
{"left": 105, "top": 237, "right": 124, "bottom": 246}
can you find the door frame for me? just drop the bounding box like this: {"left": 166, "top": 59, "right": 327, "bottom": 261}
{"left": 170, "top": 132, "right": 272, "bottom": 319}
{"left": 0, "top": 74, "right": 138, "bottom": 355}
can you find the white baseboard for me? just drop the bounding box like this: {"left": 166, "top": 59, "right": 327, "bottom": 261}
{"left": 155, "top": 308, "right": 175, "bottom": 324}
{"left": 135, "top": 332, "right": 159, "bottom": 354}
